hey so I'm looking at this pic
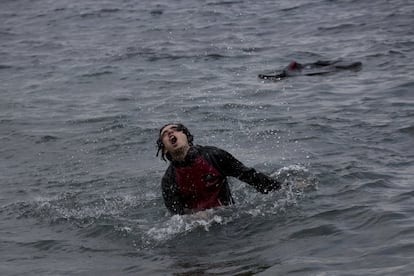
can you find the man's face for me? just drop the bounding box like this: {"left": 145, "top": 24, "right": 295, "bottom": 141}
{"left": 160, "top": 124, "right": 189, "bottom": 154}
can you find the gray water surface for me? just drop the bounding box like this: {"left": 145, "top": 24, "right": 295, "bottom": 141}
{"left": 1, "top": 0, "right": 414, "bottom": 275}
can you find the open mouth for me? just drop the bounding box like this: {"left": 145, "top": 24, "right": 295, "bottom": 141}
{"left": 170, "top": 136, "right": 177, "bottom": 145}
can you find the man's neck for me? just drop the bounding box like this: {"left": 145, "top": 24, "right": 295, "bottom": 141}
{"left": 171, "top": 144, "right": 190, "bottom": 161}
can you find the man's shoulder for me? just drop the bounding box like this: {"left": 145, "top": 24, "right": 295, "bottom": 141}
{"left": 195, "top": 145, "right": 226, "bottom": 155}
{"left": 162, "top": 164, "right": 175, "bottom": 179}
{"left": 195, "top": 145, "right": 234, "bottom": 163}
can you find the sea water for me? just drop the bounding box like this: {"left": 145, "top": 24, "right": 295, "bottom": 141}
{"left": 1, "top": 0, "right": 414, "bottom": 275}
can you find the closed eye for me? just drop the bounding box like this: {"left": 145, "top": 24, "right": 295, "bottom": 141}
{"left": 161, "top": 126, "right": 178, "bottom": 138}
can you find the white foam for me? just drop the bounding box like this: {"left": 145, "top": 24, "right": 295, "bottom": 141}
{"left": 145, "top": 210, "right": 226, "bottom": 242}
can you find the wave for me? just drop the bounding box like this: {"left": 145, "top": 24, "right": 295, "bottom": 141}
{"left": 288, "top": 224, "right": 341, "bottom": 239}
{"left": 78, "top": 70, "right": 113, "bottom": 78}
{"left": 317, "top": 23, "right": 366, "bottom": 32}
{"left": 1, "top": 164, "right": 317, "bottom": 250}
{"left": 67, "top": 114, "right": 128, "bottom": 125}
{"left": 206, "top": 1, "right": 243, "bottom": 6}
{"left": 0, "top": 64, "right": 14, "bottom": 70}
{"left": 78, "top": 8, "right": 121, "bottom": 19}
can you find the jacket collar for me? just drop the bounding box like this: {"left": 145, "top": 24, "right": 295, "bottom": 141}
{"left": 171, "top": 146, "right": 199, "bottom": 167}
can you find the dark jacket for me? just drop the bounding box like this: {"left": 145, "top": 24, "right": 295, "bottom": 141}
{"left": 161, "top": 145, "right": 280, "bottom": 215}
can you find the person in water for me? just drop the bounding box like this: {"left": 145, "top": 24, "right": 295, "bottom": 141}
{"left": 156, "top": 123, "right": 282, "bottom": 215}
{"left": 258, "top": 59, "right": 362, "bottom": 81}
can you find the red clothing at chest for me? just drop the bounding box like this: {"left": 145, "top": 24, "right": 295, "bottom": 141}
{"left": 175, "top": 156, "right": 224, "bottom": 211}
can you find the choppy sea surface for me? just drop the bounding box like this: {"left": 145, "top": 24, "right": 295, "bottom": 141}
{"left": 1, "top": 0, "right": 414, "bottom": 275}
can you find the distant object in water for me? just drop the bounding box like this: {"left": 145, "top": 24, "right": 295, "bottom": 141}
{"left": 258, "top": 59, "right": 362, "bottom": 81}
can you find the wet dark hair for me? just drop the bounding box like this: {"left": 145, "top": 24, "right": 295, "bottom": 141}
{"left": 156, "top": 123, "right": 194, "bottom": 161}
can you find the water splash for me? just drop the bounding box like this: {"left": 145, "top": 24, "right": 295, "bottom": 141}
{"left": 272, "top": 164, "right": 318, "bottom": 192}
{"left": 141, "top": 165, "right": 318, "bottom": 245}
{"left": 145, "top": 210, "right": 227, "bottom": 242}
{"left": 2, "top": 165, "right": 318, "bottom": 250}
{"left": 8, "top": 192, "right": 147, "bottom": 229}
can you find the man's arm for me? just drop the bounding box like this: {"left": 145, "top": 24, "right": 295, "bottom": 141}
{"left": 161, "top": 167, "right": 185, "bottom": 215}
{"left": 204, "top": 146, "right": 281, "bottom": 193}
